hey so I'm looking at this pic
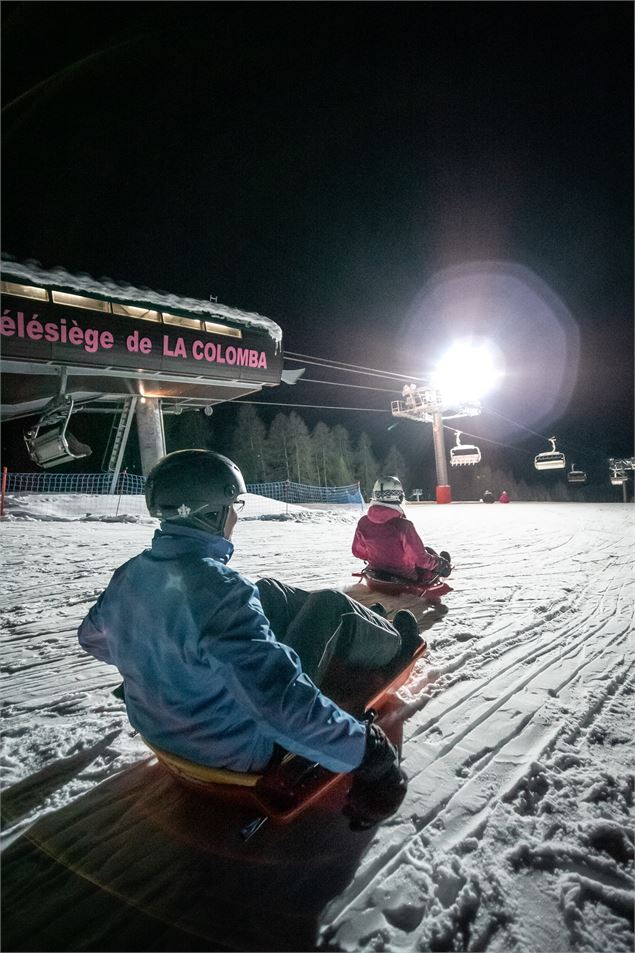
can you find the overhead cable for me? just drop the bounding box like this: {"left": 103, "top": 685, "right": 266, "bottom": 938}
{"left": 284, "top": 352, "right": 423, "bottom": 384}
{"left": 481, "top": 406, "right": 599, "bottom": 459}
{"left": 301, "top": 377, "right": 401, "bottom": 395}
{"left": 233, "top": 398, "right": 388, "bottom": 413}
{"left": 443, "top": 423, "right": 534, "bottom": 456}
{"left": 276, "top": 348, "right": 605, "bottom": 462}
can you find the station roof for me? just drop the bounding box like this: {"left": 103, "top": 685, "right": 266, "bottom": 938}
{"left": 1, "top": 256, "right": 282, "bottom": 344}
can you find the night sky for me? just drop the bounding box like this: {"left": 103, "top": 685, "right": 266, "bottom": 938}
{"left": 2, "top": 2, "right": 633, "bottom": 482}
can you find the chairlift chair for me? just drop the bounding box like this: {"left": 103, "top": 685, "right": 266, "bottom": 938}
{"left": 450, "top": 431, "right": 481, "bottom": 467}
{"left": 610, "top": 469, "right": 628, "bottom": 487}
{"left": 24, "top": 397, "right": 92, "bottom": 469}
{"left": 534, "top": 436, "right": 566, "bottom": 471}
{"left": 567, "top": 463, "right": 587, "bottom": 485}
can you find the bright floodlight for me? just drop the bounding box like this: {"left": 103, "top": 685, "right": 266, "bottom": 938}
{"left": 431, "top": 342, "right": 502, "bottom": 405}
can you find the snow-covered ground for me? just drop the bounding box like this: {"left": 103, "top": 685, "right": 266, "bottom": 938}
{"left": 1, "top": 497, "right": 633, "bottom": 952}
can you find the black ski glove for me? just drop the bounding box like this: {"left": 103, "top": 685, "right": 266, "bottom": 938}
{"left": 436, "top": 555, "right": 452, "bottom": 577}
{"left": 344, "top": 724, "right": 408, "bottom": 830}
{"left": 112, "top": 681, "right": 126, "bottom": 701}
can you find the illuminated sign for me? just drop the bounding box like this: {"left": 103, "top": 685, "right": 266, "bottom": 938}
{"left": 0, "top": 296, "right": 282, "bottom": 385}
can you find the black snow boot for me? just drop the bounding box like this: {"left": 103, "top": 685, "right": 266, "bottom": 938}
{"left": 368, "top": 602, "right": 388, "bottom": 618}
{"left": 392, "top": 609, "right": 422, "bottom": 661}
{"left": 439, "top": 550, "right": 451, "bottom": 564}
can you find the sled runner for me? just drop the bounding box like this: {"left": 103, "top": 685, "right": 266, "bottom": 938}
{"left": 143, "top": 637, "right": 427, "bottom": 838}
{"left": 353, "top": 566, "right": 452, "bottom": 601}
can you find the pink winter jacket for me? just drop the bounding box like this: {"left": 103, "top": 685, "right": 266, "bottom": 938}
{"left": 352, "top": 504, "right": 438, "bottom": 580}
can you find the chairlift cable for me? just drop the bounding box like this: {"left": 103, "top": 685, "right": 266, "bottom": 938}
{"left": 283, "top": 352, "right": 426, "bottom": 384}
{"left": 481, "top": 405, "right": 596, "bottom": 459}
{"left": 231, "top": 398, "right": 389, "bottom": 413}
{"left": 301, "top": 377, "right": 401, "bottom": 395}
{"left": 245, "top": 350, "right": 609, "bottom": 469}
{"left": 285, "top": 353, "right": 586, "bottom": 458}
{"left": 442, "top": 423, "right": 534, "bottom": 456}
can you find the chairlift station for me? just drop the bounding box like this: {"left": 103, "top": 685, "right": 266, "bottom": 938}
{"left": 1, "top": 259, "right": 286, "bottom": 475}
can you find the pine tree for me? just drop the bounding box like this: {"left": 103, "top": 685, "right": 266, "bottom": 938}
{"left": 165, "top": 410, "right": 213, "bottom": 452}
{"left": 311, "top": 422, "right": 332, "bottom": 486}
{"left": 331, "top": 424, "right": 355, "bottom": 486}
{"left": 355, "top": 432, "right": 379, "bottom": 499}
{"left": 381, "top": 444, "right": 408, "bottom": 490}
{"left": 286, "top": 412, "right": 313, "bottom": 483}
{"left": 266, "top": 413, "right": 292, "bottom": 481}
{"left": 230, "top": 405, "right": 268, "bottom": 483}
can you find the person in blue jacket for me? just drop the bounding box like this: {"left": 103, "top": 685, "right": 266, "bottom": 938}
{"left": 78, "top": 450, "right": 421, "bottom": 827}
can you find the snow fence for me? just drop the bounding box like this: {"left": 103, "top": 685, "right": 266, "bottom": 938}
{"left": 3, "top": 472, "right": 364, "bottom": 520}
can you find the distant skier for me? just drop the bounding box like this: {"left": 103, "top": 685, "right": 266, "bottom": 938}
{"left": 78, "top": 450, "right": 421, "bottom": 829}
{"left": 352, "top": 476, "right": 452, "bottom": 582}
{"left": 499, "top": 490, "right": 510, "bottom": 504}
{"left": 482, "top": 490, "right": 495, "bottom": 504}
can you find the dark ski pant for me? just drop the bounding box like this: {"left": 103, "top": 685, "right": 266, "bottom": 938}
{"left": 369, "top": 547, "right": 439, "bottom": 584}
{"left": 255, "top": 577, "right": 401, "bottom": 685}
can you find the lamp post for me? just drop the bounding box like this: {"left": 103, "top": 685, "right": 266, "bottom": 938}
{"left": 431, "top": 406, "right": 451, "bottom": 504}
{"left": 391, "top": 385, "right": 480, "bottom": 504}
{"left": 392, "top": 343, "right": 499, "bottom": 504}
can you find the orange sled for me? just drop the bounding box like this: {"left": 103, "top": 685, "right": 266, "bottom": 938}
{"left": 353, "top": 566, "right": 452, "bottom": 601}
{"left": 143, "top": 639, "right": 427, "bottom": 839}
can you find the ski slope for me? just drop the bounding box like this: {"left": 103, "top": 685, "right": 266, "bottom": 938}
{"left": 1, "top": 498, "right": 633, "bottom": 952}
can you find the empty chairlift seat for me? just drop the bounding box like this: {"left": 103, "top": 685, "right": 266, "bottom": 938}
{"left": 534, "top": 437, "right": 566, "bottom": 471}
{"left": 567, "top": 464, "right": 587, "bottom": 485}
{"left": 24, "top": 398, "right": 92, "bottom": 469}
{"left": 450, "top": 432, "right": 481, "bottom": 467}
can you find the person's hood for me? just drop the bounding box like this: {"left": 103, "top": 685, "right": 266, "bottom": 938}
{"left": 149, "top": 522, "right": 234, "bottom": 562}
{"left": 366, "top": 503, "right": 405, "bottom": 524}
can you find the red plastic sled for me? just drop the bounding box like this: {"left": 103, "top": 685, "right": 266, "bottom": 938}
{"left": 353, "top": 566, "right": 452, "bottom": 601}
{"left": 145, "top": 639, "right": 427, "bottom": 837}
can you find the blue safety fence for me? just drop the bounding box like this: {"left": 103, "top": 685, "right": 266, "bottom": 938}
{"left": 3, "top": 472, "right": 364, "bottom": 519}
{"left": 246, "top": 480, "right": 364, "bottom": 507}
{"left": 5, "top": 471, "right": 146, "bottom": 495}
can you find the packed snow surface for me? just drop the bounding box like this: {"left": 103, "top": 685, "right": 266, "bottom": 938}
{"left": 1, "top": 498, "right": 633, "bottom": 952}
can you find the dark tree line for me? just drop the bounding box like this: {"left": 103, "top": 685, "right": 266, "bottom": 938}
{"left": 165, "top": 405, "right": 406, "bottom": 497}
{"left": 227, "top": 406, "right": 407, "bottom": 498}
{"left": 165, "top": 407, "right": 622, "bottom": 502}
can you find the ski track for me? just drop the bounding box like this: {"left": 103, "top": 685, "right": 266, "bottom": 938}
{"left": 318, "top": 509, "right": 634, "bottom": 951}
{"left": 1, "top": 503, "right": 633, "bottom": 952}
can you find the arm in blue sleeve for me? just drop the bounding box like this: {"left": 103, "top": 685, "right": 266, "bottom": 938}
{"left": 201, "top": 579, "right": 367, "bottom": 774}
{"left": 77, "top": 565, "right": 128, "bottom": 664}
{"left": 78, "top": 590, "right": 114, "bottom": 664}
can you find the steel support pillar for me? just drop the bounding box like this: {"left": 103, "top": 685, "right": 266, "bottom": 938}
{"left": 432, "top": 409, "right": 451, "bottom": 504}
{"left": 136, "top": 398, "right": 166, "bottom": 476}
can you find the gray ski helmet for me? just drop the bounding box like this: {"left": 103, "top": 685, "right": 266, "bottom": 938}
{"left": 145, "top": 449, "right": 246, "bottom": 533}
{"left": 372, "top": 475, "right": 404, "bottom": 503}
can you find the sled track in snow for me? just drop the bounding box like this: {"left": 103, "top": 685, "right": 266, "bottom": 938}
{"left": 324, "top": 665, "right": 634, "bottom": 934}
{"left": 322, "top": 563, "right": 634, "bottom": 934}
{"left": 1, "top": 509, "right": 633, "bottom": 953}
{"left": 406, "top": 585, "right": 626, "bottom": 734}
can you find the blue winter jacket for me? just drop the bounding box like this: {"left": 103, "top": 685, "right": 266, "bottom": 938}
{"left": 77, "top": 524, "right": 367, "bottom": 773}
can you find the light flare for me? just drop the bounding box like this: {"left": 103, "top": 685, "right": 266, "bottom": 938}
{"left": 431, "top": 341, "right": 503, "bottom": 405}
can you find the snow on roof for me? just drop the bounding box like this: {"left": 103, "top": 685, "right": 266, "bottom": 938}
{"left": 1, "top": 257, "right": 283, "bottom": 343}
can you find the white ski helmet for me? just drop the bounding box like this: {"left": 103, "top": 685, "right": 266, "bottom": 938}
{"left": 372, "top": 475, "right": 404, "bottom": 504}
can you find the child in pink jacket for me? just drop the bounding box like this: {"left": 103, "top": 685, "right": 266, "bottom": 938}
{"left": 353, "top": 476, "right": 451, "bottom": 582}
